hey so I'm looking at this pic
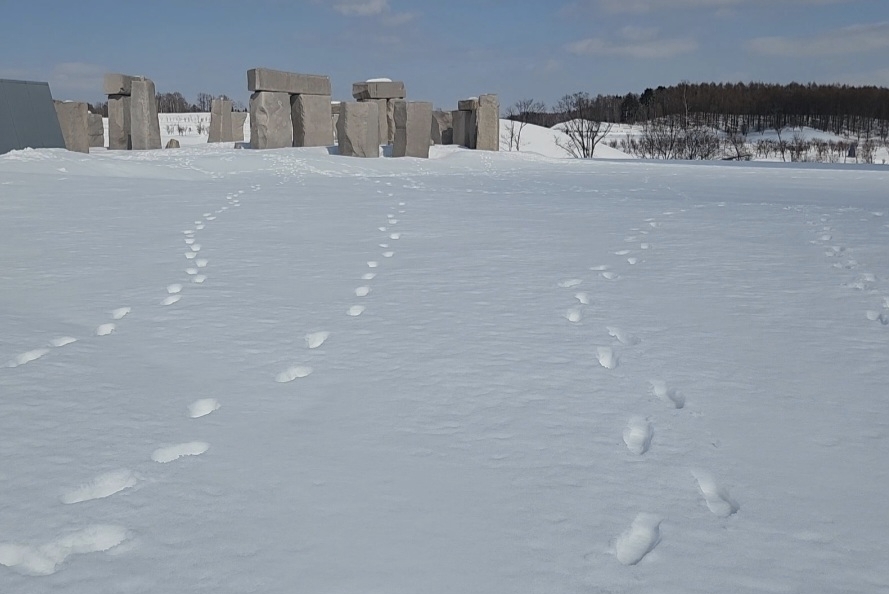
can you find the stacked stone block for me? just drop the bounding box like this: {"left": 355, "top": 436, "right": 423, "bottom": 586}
{"left": 247, "top": 68, "right": 332, "bottom": 149}
{"left": 453, "top": 94, "right": 499, "bottom": 151}
{"left": 431, "top": 110, "right": 453, "bottom": 145}
{"left": 392, "top": 100, "right": 432, "bottom": 158}
{"left": 103, "top": 73, "right": 160, "bottom": 150}
{"left": 337, "top": 102, "right": 379, "bottom": 158}
{"left": 208, "top": 98, "right": 233, "bottom": 143}
{"left": 352, "top": 80, "right": 405, "bottom": 145}
{"left": 53, "top": 100, "right": 89, "bottom": 154}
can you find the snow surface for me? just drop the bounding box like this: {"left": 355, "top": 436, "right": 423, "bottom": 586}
{"left": 1, "top": 141, "right": 888, "bottom": 593}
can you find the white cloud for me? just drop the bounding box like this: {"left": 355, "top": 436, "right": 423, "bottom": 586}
{"left": 594, "top": 0, "right": 855, "bottom": 13}
{"left": 334, "top": 0, "right": 389, "bottom": 16}
{"left": 747, "top": 21, "right": 889, "bottom": 56}
{"left": 566, "top": 28, "right": 697, "bottom": 58}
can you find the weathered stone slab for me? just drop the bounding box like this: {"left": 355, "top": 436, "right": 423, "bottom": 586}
{"left": 130, "top": 79, "right": 161, "bottom": 150}
{"left": 386, "top": 99, "right": 399, "bottom": 144}
{"left": 474, "top": 93, "right": 499, "bottom": 151}
{"left": 431, "top": 110, "right": 453, "bottom": 145}
{"left": 292, "top": 94, "right": 334, "bottom": 147}
{"left": 208, "top": 98, "right": 233, "bottom": 143}
{"left": 357, "top": 98, "right": 388, "bottom": 146}
{"left": 231, "top": 112, "right": 247, "bottom": 142}
{"left": 53, "top": 100, "right": 89, "bottom": 154}
{"left": 352, "top": 81, "right": 406, "bottom": 100}
{"left": 107, "top": 94, "right": 131, "bottom": 150}
{"left": 458, "top": 98, "right": 479, "bottom": 111}
{"left": 247, "top": 68, "right": 331, "bottom": 95}
{"left": 452, "top": 109, "right": 470, "bottom": 148}
{"left": 88, "top": 113, "right": 104, "bottom": 147}
{"left": 103, "top": 73, "right": 138, "bottom": 96}
{"left": 393, "top": 100, "right": 432, "bottom": 158}
{"left": 337, "top": 101, "right": 379, "bottom": 158}
{"left": 249, "top": 91, "right": 292, "bottom": 149}
{"left": 165, "top": 138, "right": 180, "bottom": 149}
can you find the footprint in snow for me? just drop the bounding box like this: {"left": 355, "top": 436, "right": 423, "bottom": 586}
{"left": 379, "top": 243, "right": 389, "bottom": 248}
{"left": 151, "top": 442, "right": 209, "bottom": 463}
{"left": 196, "top": 259, "right": 208, "bottom": 268}
{"left": 607, "top": 326, "right": 641, "bottom": 346}
{"left": 6, "top": 348, "right": 50, "bottom": 367}
{"left": 167, "top": 284, "right": 182, "bottom": 294}
{"left": 628, "top": 257, "right": 639, "bottom": 265}
{"left": 575, "top": 292, "right": 590, "bottom": 305}
{"left": 0, "top": 525, "right": 128, "bottom": 576}
{"left": 347, "top": 305, "right": 366, "bottom": 317}
{"left": 597, "top": 347, "right": 619, "bottom": 369}
{"left": 367, "top": 261, "right": 379, "bottom": 268}
{"left": 601, "top": 271, "right": 619, "bottom": 280}
{"left": 623, "top": 418, "right": 653, "bottom": 455}
{"left": 185, "top": 252, "right": 196, "bottom": 260}
{"left": 111, "top": 307, "right": 131, "bottom": 320}
{"left": 389, "top": 233, "right": 401, "bottom": 240}
{"left": 558, "top": 279, "right": 582, "bottom": 288}
{"left": 190, "top": 244, "right": 201, "bottom": 252}
{"left": 161, "top": 295, "right": 181, "bottom": 306}
{"left": 305, "top": 331, "right": 330, "bottom": 349}
{"left": 615, "top": 513, "right": 661, "bottom": 566}
{"left": 185, "top": 238, "right": 195, "bottom": 245}
{"left": 362, "top": 273, "right": 376, "bottom": 281}
{"left": 382, "top": 251, "right": 394, "bottom": 258}
{"left": 566, "top": 308, "right": 582, "bottom": 323}
{"left": 640, "top": 243, "right": 650, "bottom": 250}
{"left": 188, "top": 398, "right": 220, "bottom": 418}
{"left": 388, "top": 218, "right": 398, "bottom": 225}
{"left": 355, "top": 286, "right": 371, "bottom": 297}
{"left": 590, "top": 265, "right": 610, "bottom": 271}
{"left": 692, "top": 470, "right": 740, "bottom": 517}
{"left": 193, "top": 275, "right": 207, "bottom": 284}
{"left": 186, "top": 267, "right": 198, "bottom": 275}
{"left": 865, "top": 310, "right": 889, "bottom": 325}
{"left": 50, "top": 336, "right": 77, "bottom": 348}
{"left": 275, "top": 365, "right": 313, "bottom": 383}
{"left": 96, "top": 323, "right": 115, "bottom": 336}
{"left": 60, "top": 469, "right": 137, "bottom": 504}
{"left": 614, "top": 250, "right": 630, "bottom": 256}
{"left": 650, "top": 380, "right": 685, "bottom": 409}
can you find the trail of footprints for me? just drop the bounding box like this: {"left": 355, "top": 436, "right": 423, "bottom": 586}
{"left": 275, "top": 183, "right": 407, "bottom": 384}
{"left": 808, "top": 210, "right": 889, "bottom": 327}
{"left": 0, "top": 184, "right": 261, "bottom": 577}
{"left": 558, "top": 211, "right": 739, "bottom": 568}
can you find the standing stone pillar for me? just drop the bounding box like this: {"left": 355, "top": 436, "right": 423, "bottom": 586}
{"left": 231, "top": 112, "right": 248, "bottom": 142}
{"left": 337, "top": 102, "right": 379, "bottom": 158}
{"left": 130, "top": 78, "right": 161, "bottom": 150}
{"left": 393, "top": 101, "right": 432, "bottom": 158}
{"left": 332, "top": 102, "right": 342, "bottom": 142}
{"left": 208, "top": 98, "right": 234, "bottom": 143}
{"left": 53, "top": 100, "right": 90, "bottom": 154}
{"left": 352, "top": 80, "right": 405, "bottom": 146}
{"left": 247, "top": 68, "right": 332, "bottom": 148}
{"left": 105, "top": 74, "right": 134, "bottom": 150}
{"left": 452, "top": 109, "right": 470, "bottom": 148}
{"left": 249, "top": 91, "right": 292, "bottom": 149}
{"left": 457, "top": 98, "right": 479, "bottom": 149}
{"left": 88, "top": 113, "right": 104, "bottom": 148}
{"left": 292, "top": 94, "right": 333, "bottom": 147}
{"left": 474, "top": 94, "right": 500, "bottom": 151}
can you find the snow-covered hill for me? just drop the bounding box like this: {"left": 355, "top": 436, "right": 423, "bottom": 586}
{"left": 1, "top": 142, "right": 888, "bottom": 593}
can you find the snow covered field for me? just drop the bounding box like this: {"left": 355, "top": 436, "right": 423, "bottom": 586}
{"left": 1, "top": 142, "right": 888, "bottom": 593}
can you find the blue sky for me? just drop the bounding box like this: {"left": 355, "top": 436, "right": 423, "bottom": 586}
{"left": 1, "top": 0, "right": 887, "bottom": 110}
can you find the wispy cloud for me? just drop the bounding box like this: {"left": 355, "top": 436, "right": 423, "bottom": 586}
{"left": 591, "top": 0, "right": 855, "bottom": 14}
{"left": 333, "top": 0, "right": 389, "bottom": 16}
{"left": 566, "top": 27, "right": 697, "bottom": 58}
{"left": 747, "top": 21, "right": 889, "bottom": 56}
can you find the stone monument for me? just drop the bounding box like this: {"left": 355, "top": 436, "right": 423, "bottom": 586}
{"left": 431, "top": 110, "right": 453, "bottom": 145}
{"left": 392, "top": 100, "right": 432, "bottom": 158}
{"left": 231, "top": 112, "right": 247, "bottom": 142}
{"left": 247, "top": 67, "right": 333, "bottom": 149}
{"left": 88, "top": 113, "right": 104, "bottom": 148}
{"left": 104, "top": 73, "right": 161, "bottom": 150}
{"left": 53, "top": 100, "right": 89, "bottom": 154}
{"left": 208, "top": 98, "right": 233, "bottom": 143}
{"left": 337, "top": 101, "right": 379, "bottom": 158}
{"left": 352, "top": 80, "right": 405, "bottom": 145}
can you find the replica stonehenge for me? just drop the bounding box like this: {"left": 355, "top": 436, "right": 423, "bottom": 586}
{"left": 244, "top": 67, "right": 498, "bottom": 158}
{"left": 104, "top": 73, "right": 161, "bottom": 150}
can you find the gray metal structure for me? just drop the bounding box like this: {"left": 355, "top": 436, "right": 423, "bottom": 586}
{"left": 0, "top": 79, "right": 66, "bottom": 155}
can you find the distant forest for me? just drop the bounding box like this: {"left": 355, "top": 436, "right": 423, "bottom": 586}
{"left": 89, "top": 92, "right": 245, "bottom": 117}
{"left": 517, "top": 81, "right": 889, "bottom": 141}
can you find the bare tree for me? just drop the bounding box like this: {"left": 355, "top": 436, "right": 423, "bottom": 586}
{"left": 502, "top": 98, "right": 545, "bottom": 151}
{"left": 555, "top": 93, "right": 613, "bottom": 158}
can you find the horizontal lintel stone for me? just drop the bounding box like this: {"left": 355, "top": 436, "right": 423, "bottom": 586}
{"left": 352, "top": 81, "right": 406, "bottom": 100}
{"left": 247, "top": 68, "right": 331, "bottom": 95}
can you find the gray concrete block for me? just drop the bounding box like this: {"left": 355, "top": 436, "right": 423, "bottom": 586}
{"left": 352, "top": 81, "right": 406, "bottom": 100}
{"left": 393, "top": 100, "right": 432, "bottom": 158}
{"left": 247, "top": 68, "right": 331, "bottom": 95}
{"left": 88, "top": 113, "right": 104, "bottom": 148}
{"left": 249, "top": 91, "right": 292, "bottom": 149}
{"left": 103, "top": 73, "right": 138, "bottom": 96}
{"left": 291, "top": 94, "right": 334, "bottom": 147}
{"left": 431, "top": 110, "right": 453, "bottom": 145}
{"left": 208, "top": 98, "right": 233, "bottom": 143}
{"left": 129, "top": 79, "right": 161, "bottom": 150}
{"left": 231, "top": 112, "right": 247, "bottom": 142}
{"left": 458, "top": 98, "right": 479, "bottom": 111}
{"left": 107, "top": 94, "right": 131, "bottom": 150}
{"left": 337, "top": 101, "right": 379, "bottom": 158}
{"left": 475, "top": 93, "right": 499, "bottom": 151}
{"left": 452, "top": 109, "right": 470, "bottom": 148}
{"left": 53, "top": 100, "right": 89, "bottom": 154}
